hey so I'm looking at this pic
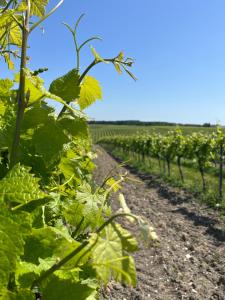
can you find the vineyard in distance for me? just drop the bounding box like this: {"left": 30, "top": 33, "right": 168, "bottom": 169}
{"left": 92, "top": 122, "right": 225, "bottom": 209}
{"left": 92, "top": 122, "right": 225, "bottom": 299}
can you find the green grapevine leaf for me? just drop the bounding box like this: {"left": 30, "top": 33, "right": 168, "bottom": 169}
{"left": 16, "top": 261, "right": 44, "bottom": 289}
{"left": 76, "top": 183, "right": 106, "bottom": 207}
{"left": 0, "top": 101, "right": 6, "bottom": 115}
{"left": 22, "top": 105, "right": 54, "bottom": 131}
{"left": 58, "top": 115, "right": 88, "bottom": 139}
{"left": 8, "top": 22, "right": 21, "bottom": 46}
{"left": 0, "top": 11, "right": 22, "bottom": 48}
{"left": 41, "top": 272, "right": 98, "bottom": 300}
{"left": 29, "top": 0, "right": 48, "bottom": 17}
{"left": 0, "top": 78, "right": 13, "bottom": 98}
{"left": 49, "top": 69, "right": 80, "bottom": 103}
{"left": 16, "top": 70, "right": 82, "bottom": 109}
{"left": 16, "top": 258, "right": 58, "bottom": 289}
{"left": 91, "top": 223, "right": 137, "bottom": 286}
{"left": 59, "top": 156, "right": 82, "bottom": 183}
{"left": 15, "top": 72, "right": 44, "bottom": 105}
{"left": 0, "top": 164, "right": 45, "bottom": 206}
{"left": 64, "top": 183, "right": 104, "bottom": 232}
{"left": 32, "top": 119, "right": 69, "bottom": 164}
{"left": 0, "top": 211, "right": 31, "bottom": 289}
{"left": 0, "top": 78, "right": 13, "bottom": 116}
{"left": 0, "top": 10, "right": 12, "bottom": 27}
{"left": 23, "top": 226, "right": 79, "bottom": 264}
{"left": 78, "top": 76, "right": 102, "bottom": 110}
{"left": 0, "top": 288, "right": 34, "bottom": 299}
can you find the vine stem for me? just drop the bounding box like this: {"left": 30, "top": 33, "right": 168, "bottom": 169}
{"left": 31, "top": 212, "right": 137, "bottom": 289}
{"left": 9, "top": 1, "right": 30, "bottom": 168}
{"left": 72, "top": 31, "right": 80, "bottom": 71}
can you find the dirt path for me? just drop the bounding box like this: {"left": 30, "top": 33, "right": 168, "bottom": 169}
{"left": 93, "top": 146, "right": 225, "bottom": 300}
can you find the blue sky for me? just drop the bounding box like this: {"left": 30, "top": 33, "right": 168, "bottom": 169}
{"left": 2, "top": 0, "right": 225, "bottom": 124}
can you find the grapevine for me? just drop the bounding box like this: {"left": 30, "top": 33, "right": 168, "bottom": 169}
{"left": 98, "top": 127, "right": 225, "bottom": 205}
{"left": 0, "top": 1, "right": 158, "bottom": 299}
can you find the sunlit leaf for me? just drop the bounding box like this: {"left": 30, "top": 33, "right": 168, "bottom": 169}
{"left": 29, "top": 0, "right": 48, "bottom": 17}
{"left": 78, "top": 76, "right": 102, "bottom": 110}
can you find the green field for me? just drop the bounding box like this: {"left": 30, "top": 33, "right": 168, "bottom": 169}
{"left": 90, "top": 124, "right": 219, "bottom": 142}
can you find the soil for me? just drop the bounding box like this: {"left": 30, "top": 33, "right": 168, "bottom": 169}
{"left": 93, "top": 146, "right": 225, "bottom": 300}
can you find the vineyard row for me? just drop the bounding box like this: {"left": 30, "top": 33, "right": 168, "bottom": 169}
{"left": 98, "top": 128, "right": 225, "bottom": 204}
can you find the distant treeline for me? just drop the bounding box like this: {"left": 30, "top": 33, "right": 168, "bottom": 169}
{"left": 89, "top": 120, "right": 214, "bottom": 127}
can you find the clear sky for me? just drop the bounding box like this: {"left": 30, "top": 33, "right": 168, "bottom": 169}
{"left": 2, "top": 0, "right": 225, "bottom": 124}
